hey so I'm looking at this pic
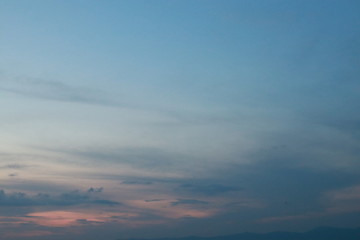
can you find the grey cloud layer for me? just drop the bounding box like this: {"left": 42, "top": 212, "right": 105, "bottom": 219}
{"left": 178, "top": 183, "right": 240, "bottom": 196}
{"left": 0, "top": 163, "right": 30, "bottom": 169}
{"left": 121, "top": 180, "right": 153, "bottom": 185}
{"left": 0, "top": 188, "right": 120, "bottom": 207}
{"left": 170, "top": 199, "right": 209, "bottom": 206}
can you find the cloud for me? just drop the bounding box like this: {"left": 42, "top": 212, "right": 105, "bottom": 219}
{"left": 122, "top": 180, "right": 153, "bottom": 185}
{"left": 179, "top": 183, "right": 239, "bottom": 195}
{"left": 144, "top": 199, "right": 164, "bottom": 202}
{"left": 0, "top": 163, "right": 29, "bottom": 169}
{"left": 321, "top": 184, "right": 360, "bottom": 214}
{"left": 1, "top": 210, "right": 140, "bottom": 230}
{"left": 87, "top": 187, "right": 103, "bottom": 193}
{"left": 90, "top": 200, "right": 120, "bottom": 205}
{"left": 0, "top": 188, "right": 120, "bottom": 207}
{"left": 49, "top": 146, "right": 193, "bottom": 173}
{"left": 0, "top": 77, "right": 121, "bottom": 107}
{"left": 326, "top": 185, "right": 360, "bottom": 201}
{"left": 170, "top": 199, "right": 209, "bottom": 206}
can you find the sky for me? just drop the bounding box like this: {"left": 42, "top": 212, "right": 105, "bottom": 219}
{"left": 0, "top": 0, "right": 360, "bottom": 239}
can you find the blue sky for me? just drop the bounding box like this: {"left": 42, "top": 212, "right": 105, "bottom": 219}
{"left": 1, "top": 0, "right": 360, "bottom": 239}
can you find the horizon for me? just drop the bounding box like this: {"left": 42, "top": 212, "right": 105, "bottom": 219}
{"left": 115, "top": 226, "right": 360, "bottom": 240}
{"left": 1, "top": 0, "right": 360, "bottom": 239}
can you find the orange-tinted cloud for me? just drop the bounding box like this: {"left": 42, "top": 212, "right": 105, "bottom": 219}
{"left": 0, "top": 210, "right": 138, "bottom": 228}
{"left": 26, "top": 210, "right": 138, "bottom": 227}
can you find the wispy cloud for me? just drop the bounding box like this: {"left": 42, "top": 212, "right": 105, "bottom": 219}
{"left": 0, "top": 74, "right": 245, "bottom": 126}
{"left": 0, "top": 188, "right": 120, "bottom": 207}
{"left": 258, "top": 184, "right": 360, "bottom": 224}
{"left": 46, "top": 146, "right": 190, "bottom": 172}
{"left": 144, "top": 199, "right": 164, "bottom": 203}
{"left": 122, "top": 180, "right": 153, "bottom": 185}
{"left": 0, "top": 163, "right": 31, "bottom": 169}
{"left": 178, "top": 183, "right": 240, "bottom": 196}
{"left": 170, "top": 199, "right": 209, "bottom": 206}
{"left": 1, "top": 210, "right": 139, "bottom": 228}
{"left": 0, "top": 77, "right": 121, "bottom": 107}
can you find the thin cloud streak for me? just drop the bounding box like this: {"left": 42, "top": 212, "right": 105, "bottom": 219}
{"left": 0, "top": 77, "right": 123, "bottom": 107}
{"left": 0, "top": 188, "right": 120, "bottom": 207}
{"left": 0, "top": 75, "right": 251, "bottom": 126}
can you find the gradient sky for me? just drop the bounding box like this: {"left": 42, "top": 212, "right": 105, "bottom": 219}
{"left": 1, "top": 0, "right": 360, "bottom": 239}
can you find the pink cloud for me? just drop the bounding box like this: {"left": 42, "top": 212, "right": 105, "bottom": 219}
{"left": 128, "top": 199, "right": 217, "bottom": 219}
{"left": 325, "top": 185, "right": 360, "bottom": 201}
{"left": 0, "top": 210, "right": 138, "bottom": 228}
{"left": 26, "top": 210, "right": 140, "bottom": 227}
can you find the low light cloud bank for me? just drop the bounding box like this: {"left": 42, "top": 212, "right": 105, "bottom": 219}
{"left": 0, "top": 163, "right": 30, "bottom": 169}
{"left": 0, "top": 188, "right": 120, "bottom": 207}
{"left": 170, "top": 199, "right": 209, "bottom": 206}
{"left": 121, "top": 180, "right": 153, "bottom": 185}
{"left": 178, "top": 183, "right": 239, "bottom": 196}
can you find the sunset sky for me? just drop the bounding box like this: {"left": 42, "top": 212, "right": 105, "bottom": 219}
{"left": 1, "top": 0, "right": 360, "bottom": 239}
